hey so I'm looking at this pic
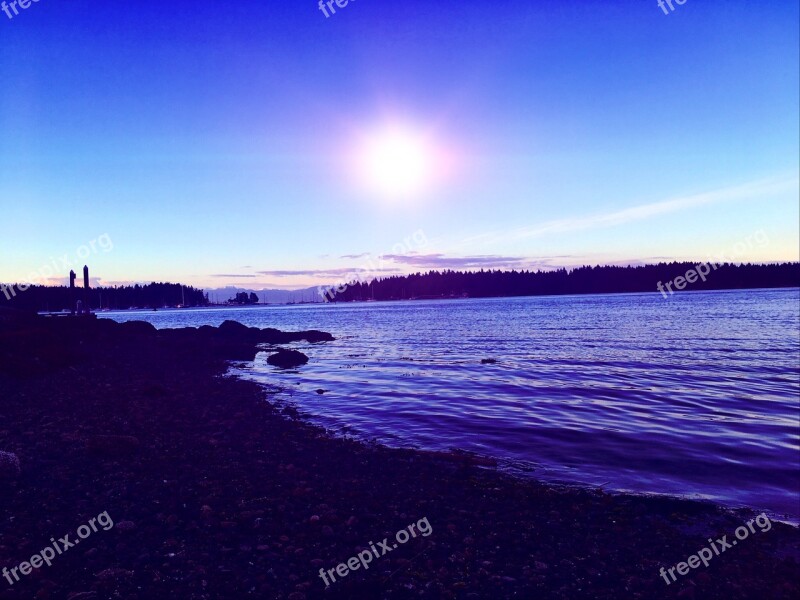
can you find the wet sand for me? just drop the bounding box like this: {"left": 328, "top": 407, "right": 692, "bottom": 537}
{"left": 0, "top": 313, "right": 797, "bottom": 599}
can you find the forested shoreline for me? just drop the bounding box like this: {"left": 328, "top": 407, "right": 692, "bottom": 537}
{"left": 328, "top": 262, "right": 800, "bottom": 302}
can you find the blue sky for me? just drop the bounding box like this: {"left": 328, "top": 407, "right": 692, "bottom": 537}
{"left": 1, "top": 0, "right": 797, "bottom": 289}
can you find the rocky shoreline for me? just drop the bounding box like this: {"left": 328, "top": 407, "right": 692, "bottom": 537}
{"left": 0, "top": 312, "right": 797, "bottom": 599}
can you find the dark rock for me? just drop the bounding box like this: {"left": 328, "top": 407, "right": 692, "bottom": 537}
{"left": 94, "top": 568, "right": 134, "bottom": 581}
{"left": 298, "top": 330, "right": 335, "bottom": 343}
{"left": 87, "top": 435, "right": 141, "bottom": 457}
{"left": 0, "top": 451, "right": 20, "bottom": 478}
{"left": 118, "top": 320, "right": 157, "bottom": 336}
{"left": 214, "top": 321, "right": 334, "bottom": 346}
{"left": 267, "top": 349, "right": 309, "bottom": 369}
{"left": 218, "top": 320, "right": 250, "bottom": 336}
{"left": 2, "top": 311, "right": 797, "bottom": 600}
{"left": 116, "top": 520, "right": 136, "bottom": 531}
{"left": 0, "top": 306, "right": 37, "bottom": 323}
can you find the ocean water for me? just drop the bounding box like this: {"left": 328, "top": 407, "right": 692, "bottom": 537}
{"left": 102, "top": 289, "right": 800, "bottom": 519}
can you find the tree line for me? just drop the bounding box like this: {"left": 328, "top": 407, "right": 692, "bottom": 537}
{"left": 229, "top": 292, "right": 260, "bottom": 305}
{"left": 327, "top": 262, "right": 800, "bottom": 302}
{"left": 0, "top": 283, "right": 208, "bottom": 312}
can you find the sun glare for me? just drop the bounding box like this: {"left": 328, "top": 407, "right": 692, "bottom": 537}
{"left": 354, "top": 125, "right": 441, "bottom": 201}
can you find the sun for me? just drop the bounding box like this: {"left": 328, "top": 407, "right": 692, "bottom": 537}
{"left": 353, "top": 125, "right": 440, "bottom": 201}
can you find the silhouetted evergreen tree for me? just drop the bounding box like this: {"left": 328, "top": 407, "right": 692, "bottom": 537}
{"left": 0, "top": 282, "right": 208, "bottom": 312}
{"left": 326, "top": 263, "right": 800, "bottom": 302}
{"left": 228, "top": 292, "right": 259, "bottom": 305}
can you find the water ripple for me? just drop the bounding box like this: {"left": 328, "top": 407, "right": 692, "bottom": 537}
{"left": 104, "top": 289, "right": 800, "bottom": 519}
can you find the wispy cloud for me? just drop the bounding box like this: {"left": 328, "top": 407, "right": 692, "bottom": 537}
{"left": 381, "top": 253, "right": 528, "bottom": 269}
{"left": 211, "top": 274, "right": 257, "bottom": 278}
{"left": 459, "top": 174, "right": 799, "bottom": 248}
{"left": 257, "top": 267, "right": 398, "bottom": 278}
{"left": 340, "top": 253, "right": 370, "bottom": 259}
{"left": 103, "top": 280, "right": 143, "bottom": 287}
